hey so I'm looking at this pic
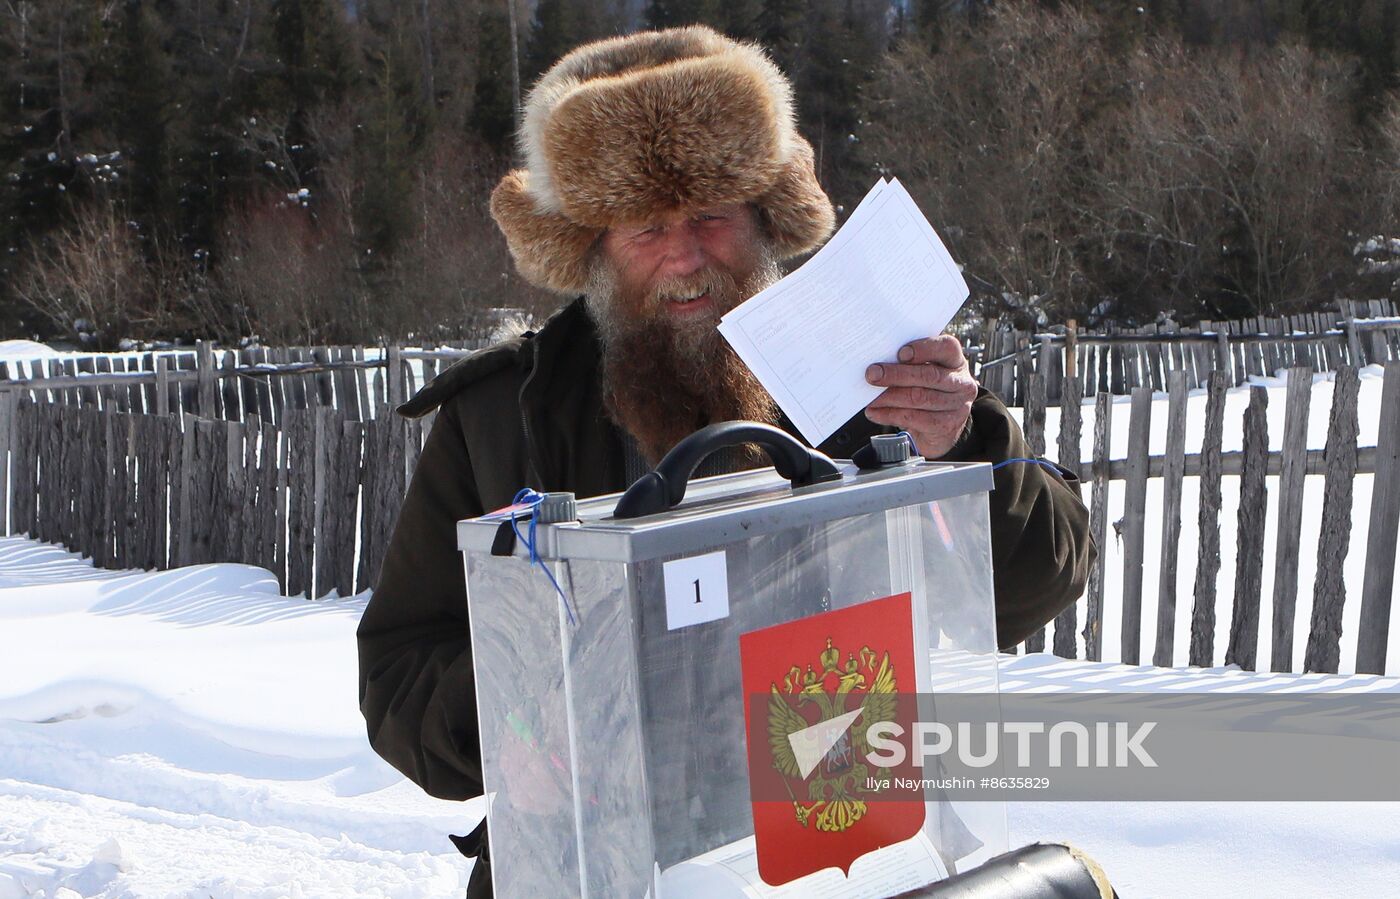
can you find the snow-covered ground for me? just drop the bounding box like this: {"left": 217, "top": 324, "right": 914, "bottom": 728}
{"left": 0, "top": 538, "right": 477, "bottom": 898}
{"left": 0, "top": 342, "right": 60, "bottom": 363}
{"left": 3, "top": 537, "right": 1398, "bottom": 896}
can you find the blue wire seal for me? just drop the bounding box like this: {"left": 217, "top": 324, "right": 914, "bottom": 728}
{"left": 991, "top": 457, "right": 1065, "bottom": 475}
{"left": 507, "top": 488, "right": 578, "bottom": 626}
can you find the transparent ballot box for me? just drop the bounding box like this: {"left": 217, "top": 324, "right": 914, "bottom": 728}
{"left": 458, "top": 425, "right": 1006, "bottom": 898}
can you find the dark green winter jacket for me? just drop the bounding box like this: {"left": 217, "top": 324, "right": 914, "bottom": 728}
{"left": 356, "top": 296, "right": 1093, "bottom": 807}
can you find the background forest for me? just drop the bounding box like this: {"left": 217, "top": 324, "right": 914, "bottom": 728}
{"left": 2, "top": 0, "right": 1399, "bottom": 348}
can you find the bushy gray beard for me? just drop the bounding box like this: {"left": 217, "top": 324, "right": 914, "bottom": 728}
{"left": 586, "top": 245, "right": 784, "bottom": 466}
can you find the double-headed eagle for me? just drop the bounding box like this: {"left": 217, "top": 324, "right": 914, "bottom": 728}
{"left": 766, "top": 637, "right": 897, "bottom": 832}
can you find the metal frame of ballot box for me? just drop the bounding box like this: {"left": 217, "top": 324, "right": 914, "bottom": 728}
{"left": 458, "top": 427, "right": 1006, "bottom": 899}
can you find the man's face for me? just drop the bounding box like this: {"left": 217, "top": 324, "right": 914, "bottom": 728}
{"left": 586, "top": 203, "right": 783, "bottom": 464}
{"left": 596, "top": 203, "right": 767, "bottom": 324}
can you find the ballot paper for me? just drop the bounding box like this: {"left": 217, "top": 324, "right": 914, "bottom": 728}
{"left": 718, "top": 178, "right": 970, "bottom": 446}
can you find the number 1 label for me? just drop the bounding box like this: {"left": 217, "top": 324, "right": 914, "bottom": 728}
{"left": 663, "top": 550, "right": 730, "bottom": 630}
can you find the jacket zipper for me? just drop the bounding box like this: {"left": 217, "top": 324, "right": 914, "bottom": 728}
{"left": 518, "top": 335, "right": 546, "bottom": 490}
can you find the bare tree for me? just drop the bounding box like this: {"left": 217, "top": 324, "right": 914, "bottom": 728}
{"left": 1103, "top": 40, "right": 1368, "bottom": 317}
{"left": 381, "top": 131, "right": 553, "bottom": 340}
{"left": 865, "top": 3, "right": 1119, "bottom": 323}
{"left": 215, "top": 195, "right": 366, "bottom": 345}
{"left": 866, "top": 2, "right": 1387, "bottom": 324}
{"left": 13, "top": 202, "right": 148, "bottom": 346}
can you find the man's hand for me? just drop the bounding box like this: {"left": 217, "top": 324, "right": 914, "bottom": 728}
{"left": 864, "top": 335, "right": 978, "bottom": 459}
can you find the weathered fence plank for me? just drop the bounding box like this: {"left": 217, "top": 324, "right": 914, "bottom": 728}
{"left": 1270, "top": 367, "right": 1313, "bottom": 672}
{"left": 193, "top": 419, "right": 220, "bottom": 563}
{"left": 1084, "top": 392, "right": 1112, "bottom": 661}
{"left": 312, "top": 347, "right": 335, "bottom": 409}
{"left": 1189, "top": 371, "right": 1228, "bottom": 667}
{"left": 1304, "top": 366, "right": 1361, "bottom": 673}
{"left": 358, "top": 417, "right": 382, "bottom": 593}
{"left": 1357, "top": 362, "right": 1400, "bottom": 674}
{"left": 1023, "top": 373, "right": 1048, "bottom": 653}
{"left": 274, "top": 424, "right": 290, "bottom": 591}
{"left": 1120, "top": 387, "right": 1153, "bottom": 665}
{"left": 0, "top": 389, "right": 12, "bottom": 535}
{"left": 1226, "top": 387, "right": 1270, "bottom": 671}
{"left": 1152, "top": 371, "right": 1189, "bottom": 667}
{"left": 286, "top": 409, "right": 314, "bottom": 598}
{"left": 196, "top": 342, "right": 217, "bottom": 417}
{"left": 312, "top": 406, "right": 336, "bottom": 598}
{"left": 174, "top": 415, "right": 195, "bottom": 566}
{"left": 335, "top": 420, "right": 364, "bottom": 595}
{"left": 96, "top": 410, "right": 115, "bottom": 566}
{"left": 1053, "top": 375, "right": 1082, "bottom": 659}
{"left": 335, "top": 347, "right": 361, "bottom": 422}
{"left": 221, "top": 351, "right": 241, "bottom": 422}
{"left": 354, "top": 347, "right": 372, "bottom": 420}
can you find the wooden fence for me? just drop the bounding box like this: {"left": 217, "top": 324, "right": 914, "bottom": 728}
{"left": 1, "top": 396, "right": 424, "bottom": 600}
{"left": 1014, "top": 361, "right": 1400, "bottom": 676}
{"left": 2, "top": 331, "right": 1397, "bottom": 676}
{"left": 977, "top": 299, "right": 1400, "bottom": 405}
{"left": 0, "top": 342, "right": 483, "bottom": 599}
{"left": 0, "top": 341, "right": 483, "bottom": 423}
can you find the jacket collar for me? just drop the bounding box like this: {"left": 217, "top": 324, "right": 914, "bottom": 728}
{"left": 517, "top": 297, "right": 626, "bottom": 497}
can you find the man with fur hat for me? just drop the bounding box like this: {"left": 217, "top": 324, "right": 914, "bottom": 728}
{"left": 357, "top": 25, "right": 1092, "bottom": 895}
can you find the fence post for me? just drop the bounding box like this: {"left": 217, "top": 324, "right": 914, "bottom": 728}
{"left": 1037, "top": 338, "right": 1056, "bottom": 404}
{"left": 1357, "top": 361, "right": 1400, "bottom": 674}
{"left": 176, "top": 413, "right": 196, "bottom": 565}
{"left": 0, "top": 388, "right": 11, "bottom": 536}
{"left": 387, "top": 345, "right": 406, "bottom": 408}
{"left": 1023, "top": 372, "right": 1048, "bottom": 653}
{"left": 1053, "top": 374, "right": 1082, "bottom": 659}
{"left": 312, "top": 347, "right": 335, "bottom": 408}
{"left": 1119, "top": 387, "right": 1152, "bottom": 665}
{"left": 1065, "top": 320, "right": 1078, "bottom": 382}
{"left": 1083, "top": 392, "right": 1112, "bottom": 661}
{"left": 155, "top": 356, "right": 171, "bottom": 417}
{"left": 195, "top": 341, "right": 216, "bottom": 417}
{"left": 1214, "top": 326, "right": 1232, "bottom": 386}
{"left": 313, "top": 406, "right": 334, "bottom": 597}
{"left": 1152, "top": 371, "right": 1189, "bottom": 667}
{"left": 1303, "top": 365, "right": 1361, "bottom": 674}
{"left": 1186, "top": 370, "right": 1226, "bottom": 666}
{"left": 1341, "top": 303, "right": 1365, "bottom": 367}
{"left": 1270, "top": 367, "right": 1313, "bottom": 672}
{"left": 220, "top": 350, "right": 241, "bottom": 421}
{"left": 338, "top": 419, "right": 365, "bottom": 595}
{"left": 1225, "top": 386, "right": 1269, "bottom": 671}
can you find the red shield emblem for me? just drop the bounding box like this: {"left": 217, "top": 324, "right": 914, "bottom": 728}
{"left": 739, "top": 592, "right": 925, "bottom": 887}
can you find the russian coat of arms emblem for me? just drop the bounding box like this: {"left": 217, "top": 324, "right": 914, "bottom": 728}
{"left": 765, "top": 635, "right": 898, "bottom": 832}
{"left": 740, "top": 591, "right": 925, "bottom": 887}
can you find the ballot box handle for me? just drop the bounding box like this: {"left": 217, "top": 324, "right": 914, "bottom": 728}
{"left": 612, "top": 420, "right": 842, "bottom": 519}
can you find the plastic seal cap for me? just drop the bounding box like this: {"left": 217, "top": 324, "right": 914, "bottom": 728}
{"left": 536, "top": 492, "right": 578, "bottom": 524}
{"left": 871, "top": 433, "right": 912, "bottom": 464}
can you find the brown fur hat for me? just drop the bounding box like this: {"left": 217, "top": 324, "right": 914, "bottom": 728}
{"left": 490, "top": 26, "right": 835, "bottom": 293}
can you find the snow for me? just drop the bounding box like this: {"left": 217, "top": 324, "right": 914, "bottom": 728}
{"left": 0, "top": 342, "right": 60, "bottom": 363}
{"left": 0, "top": 538, "right": 475, "bottom": 897}
{"left": 999, "top": 655, "right": 1400, "bottom": 895}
